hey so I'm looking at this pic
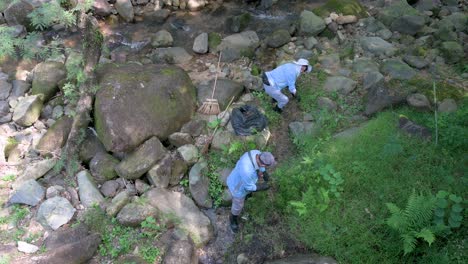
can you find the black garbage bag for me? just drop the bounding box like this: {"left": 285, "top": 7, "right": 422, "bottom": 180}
{"left": 231, "top": 105, "right": 268, "bottom": 136}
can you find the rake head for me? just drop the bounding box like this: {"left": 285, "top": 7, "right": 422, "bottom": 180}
{"left": 198, "top": 99, "right": 220, "bottom": 115}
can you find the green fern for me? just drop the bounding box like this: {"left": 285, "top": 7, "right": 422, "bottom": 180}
{"left": 386, "top": 191, "right": 437, "bottom": 254}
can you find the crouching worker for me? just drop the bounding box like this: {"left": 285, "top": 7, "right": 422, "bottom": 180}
{"left": 262, "top": 58, "right": 312, "bottom": 113}
{"left": 227, "top": 150, "right": 276, "bottom": 233}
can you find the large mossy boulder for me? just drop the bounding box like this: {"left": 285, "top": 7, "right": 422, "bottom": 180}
{"left": 313, "top": 0, "right": 367, "bottom": 18}
{"left": 440, "top": 41, "right": 464, "bottom": 64}
{"left": 32, "top": 61, "right": 67, "bottom": 102}
{"left": 377, "top": 0, "right": 420, "bottom": 28}
{"left": 299, "top": 10, "right": 326, "bottom": 36}
{"left": 94, "top": 63, "right": 197, "bottom": 153}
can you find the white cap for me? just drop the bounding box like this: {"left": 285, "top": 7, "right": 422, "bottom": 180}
{"left": 293, "top": 58, "right": 312, "bottom": 73}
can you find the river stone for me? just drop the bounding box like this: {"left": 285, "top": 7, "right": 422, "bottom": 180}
{"left": 13, "top": 159, "right": 56, "bottom": 189}
{"left": 407, "top": 93, "right": 431, "bottom": 111}
{"left": 289, "top": 121, "right": 319, "bottom": 138}
{"left": 415, "top": 0, "right": 442, "bottom": 11}
{"left": 169, "top": 132, "right": 193, "bottom": 147}
{"left": 189, "top": 161, "right": 212, "bottom": 208}
{"left": 144, "top": 188, "right": 213, "bottom": 247}
{"left": 0, "top": 79, "right": 12, "bottom": 100}
{"left": 218, "top": 168, "right": 232, "bottom": 186}
{"left": 35, "top": 116, "right": 72, "bottom": 156}
{"left": 17, "top": 241, "right": 39, "bottom": 254}
{"left": 323, "top": 76, "right": 357, "bottom": 95}
{"left": 317, "top": 97, "right": 337, "bottom": 112}
{"left": 319, "top": 54, "right": 341, "bottom": 73}
{"left": 266, "top": 29, "right": 291, "bottom": 48}
{"left": 299, "top": 10, "right": 326, "bottom": 36}
{"left": 100, "top": 180, "right": 121, "bottom": 198}
{"left": 135, "top": 179, "right": 150, "bottom": 194}
{"left": 403, "top": 55, "right": 429, "bottom": 69}
{"left": 46, "top": 185, "right": 65, "bottom": 199}
{"left": 13, "top": 95, "right": 43, "bottom": 127}
{"left": 151, "top": 47, "right": 193, "bottom": 64}
{"left": 95, "top": 63, "right": 196, "bottom": 153}
{"left": 9, "top": 80, "right": 28, "bottom": 100}
{"left": 116, "top": 199, "right": 158, "bottom": 227}
{"left": 115, "top": 0, "right": 134, "bottom": 22}
{"left": 363, "top": 71, "right": 384, "bottom": 90}
{"left": 197, "top": 78, "right": 244, "bottom": 110}
{"left": 8, "top": 180, "right": 45, "bottom": 206}
{"left": 381, "top": 59, "right": 417, "bottom": 80}
{"left": 147, "top": 154, "right": 172, "bottom": 188}
{"left": 115, "top": 137, "right": 167, "bottom": 179}
{"left": 438, "top": 98, "right": 457, "bottom": 113}
{"left": 0, "top": 100, "right": 9, "bottom": 116}
{"left": 304, "top": 36, "right": 318, "bottom": 49}
{"left": 360, "top": 37, "right": 396, "bottom": 56}
{"left": 106, "top": 190, "right": 130, "bottom": 216}
{"left": 79, "top": 129, "right": 106, "bottom": 164}
{"left": 377, "top": 28, "right": 393, "bottom": 40}
{"left": 90, "top": 152, "right": 119, "bottom": 184}
{"left": 163, "top": 235, "right": 196, "bottom": 264}
{"left": 216, "top": 31, "right": 260, "bottom": 62}
{"left": 390, "top": 15, "right": 426, "bottom": 35}
{"left": 37, "top": 196, "right": 75, "bottom": 230}
{"left": 365, "top": 85, "right": 408, "bottom": 116}
{"left": 211, "top": 130, "right": 234, "bottom": 151}
{"left": 193, "top": 32, "right": 208, "bottom": 54}
{"left": 440, "top": 41, "right": 463, "bottom": 64}
{"left": 3, "top": 0, "right": 34, "bottom": 29}
{"left": 76, "top": 170, "right": 105, "bottom": 207}
{"left": 177, "top": 144, "right": 199, "bottom": 165}
{"left": 151, "top": 29, "right": 173, "bottom": 48}
{"left": 377, "top": 0, "right": 420, "bottom": 27}
{"left": 353, "top": 58, "right": 380, "bottom": 73}
{"left": 93, "top": 0, "right": 112, "bottom": 17}
{"left": 31, "top": 61, "right": 66, "bottom": 102}
{"left": 226, "top": 13, "right": 251, "bottom": 33}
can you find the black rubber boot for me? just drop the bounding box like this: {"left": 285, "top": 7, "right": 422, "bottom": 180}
{"left": 273, "top": 105, "right": 283, "bottom": 113}
{"left": 230, "top": 214, "right": 239, "bottom": 233}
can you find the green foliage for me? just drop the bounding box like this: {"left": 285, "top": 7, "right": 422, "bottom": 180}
{"left": 433, "top": 190, "right": 464, "bottom": 231}
{"left": 180, "top": 178, "right": 189, "bottom": 187}
{"left": 62, "top": 82, "right": 79, "bottom": 104}
{"left": 206, "top": 162, "right": 225, "bottom": 207}
{"left": 28, "top": 1, "right": 75, "bottom": 30}
{"left": 208, "top": 32, "right": 222, "bottom": 51}
{"left": 98, "top": 218, "right": 137, "bottom": 258}
{"left": 140, "top": 216, "right": 164, "bottom": 238}
{"left": 405, "top": 78, "right": 463, "bottom": 101}
{"left": 0, "top": 255, "right": 10, "bottom": 264}
{"left": 207, "top": 118, "right": 221, "bottom": 129}
{"left": 252, "top": 91, "right": 281, "bottom": 128}
{"left": 140, "top": 245, "right": 160, "bottom": 263}
{"left": 1, "top": 174, "right": 16, "bottom": 182}
{"left": 251, "top": 64, "right": 261, "bottom": 76}
{"left": 386, "top": 191, "right": 436, "bottom": 254}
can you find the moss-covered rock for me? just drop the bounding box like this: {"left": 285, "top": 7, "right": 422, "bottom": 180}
{"left": 313, "top": 0, "right": 367, "bottom": 18}
{"left": 299, "top": 10, "right": 326, "bottom": 36}
{"left": 12, "top": 95, "right": 43, "bottom": 127}
{"left": 35, "top": 115, "right": 73, "bottom": 157}
{"left": 31, "top": 61, "right": 67, "bottom": 102}
{"left": 266, "top": 29, "right": 291, "bottom": 48}
{"left": 89, "top": 152, "right": 119, "bottom": 184}
{"left": 377, "top": 0, "right": 420, "bottom": 28}
{"left": 208, "top": 32, "right": 222, "bottom": 52}
{"left": 440, "top": 41, "right": 463, "bottom": 64}
{"left": 94, "top": 63, "right": 196, "bottom": 153}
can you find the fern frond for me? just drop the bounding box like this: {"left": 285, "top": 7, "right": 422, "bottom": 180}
{"left": 416, "top": 228, "right": 435, "bottom": 246}
{"left": 402, "top": 233, "right": 417, "bottom": 255}
{"left": 404, "top": 191, "right": 435, "bottom": 229}
{"left": 386, "top": 203, "right": 407, "bottom": 231}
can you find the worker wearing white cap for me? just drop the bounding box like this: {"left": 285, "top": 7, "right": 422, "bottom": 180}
{"left": 262, "top": 58, "right": 312, "bottom": 113}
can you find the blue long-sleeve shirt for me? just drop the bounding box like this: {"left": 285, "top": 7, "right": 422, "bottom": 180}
{"left": 265, "top": 63, "right": 302, "bottom": 94}
{"left": 227, "top": 150, "right": 266, "bottom": 198}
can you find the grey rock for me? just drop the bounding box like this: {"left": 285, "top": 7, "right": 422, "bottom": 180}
{"left": 189, "top": 161, "right": 212, "bottom": 208}
{"left": 398, "top": 116, "right": 431, "bottom": 140}
{"left": 299, "top": 10, "right": 326, "bottom": 36}
{"left": 77, "top": 170, "right": 105, "bottom": 207}
{"left": 440, "top": 41, "right": 463, "bottom": 64}
{"left": 115, "top": 137, "right": 168, "bottom": 179}
{"left": 135, "top": 179, "right": 150, "bottom": 194}
{"left": 13, "top": 95, "right": 43, "bottom": 127}
{"left": 0, "top": 79, "right": 12, "bottom": 100}
{"left": 390, "top": 15, "right": 426, "bottom": 35}
{"left": 3, "top": 0, "right": 34, "bottom": 29}
{"left": 163, "top": 235, "right": 196, "bottom": 264}
{"left": 193, "top": 32, "right": 208, "bottom": 54}
{"left": 181, "top": 120, "right": 207, "bottom": 137}
{"left": 324, "top": 76, "right": 357, "bottom": 95}
{"left": 219, "top": 168, "right": 232, "bottom": 186}
{"left": 143, "top": 9, "right": 171, "bottom": 24}
{"left": 365, "top": 85, "right": 408, "bottom": 116}
{"left": 197, "top": 78, "right": 244, "bottom": 110}
{"left": 32, "top": 61, "right": 66, "bottom": 102}
{"left": 403, "top": 55, "right": 429, "bottom": 69}
{"left": 117, "top": 199, "right": 158, "bottom": 227}
{"left": 317, "top": 97, "right": 337, "bottom": 112}
{"left": 211, "top": 130, "right": 234, "bottom": 151}
{"left": 361, "top": 17, "right": 387, "bottom": 33}
{"left": 216, "top": 31, "right": 260, "bottom": 62}
{"left": 177, "top": 144, "right": 199, "bottom": 165}
{"left": 115, "top": 0, "right": 134, "bottom": 23}
{"left": 147, "top": 154, "right": 172, "bottom": 188}
{"left": 143, "top": 188, "right": 213, "bottom": 247}
{"left": 0, "top": 100, "right": 9, "bottom": 116}
{"left": 363, "top": 71, "right": 384, "bottom": 90}
{"left": 35, "top": 115, "right": 73, "bottom": 156}
{"left": 353, "top": 58, "right": 380, "bottom": 73}
{"left": 79, "top": 128, "right": 106, "bottom": 164}
{"left": 106, "top": 190, "right": 130, "bottom": 217}
{"left": 319, "top": 54, "right": 341, "bottom": 73}
{"left": 376, "top": 28, "right": 392, "bottom": 40}
{"left": 0, "top": 113, "right": 12, "bottom": 124}
{"left": 360, "top": 37, "right": 396, "bottom": 56}
{"left": 8, "top": 180, "right": 45, "bottom": 206}
{"left": 13, "top": 159, "right": 56, "bottom": 189}
{"left": 169, "top": 132, "right": 193, "bottom": 147}
{"left": 407, "top": 93, "right": 431, "bottom": 111}
{"left": 304, "top": 36, "right": 318, "bottom": 50}
{"left": 381, "top": 59, "right": 417, "bottom": 80}
{"left": 37, "top": 196, "right": 75, "bottom": 230}
{"left": 100, "top": 180, "right": 121, "bottom": 198}
{"left": 90, "top": 152, "right": 119, "bottom": 184}
{"left": 51, "top": 105, "right": 63, "bottom": 119}
{"left": 289, "top": 122, "right": 319, "bottom": 137}
{"left": 93, "top": 0, "right": 112, "bottom": 17}
{"left": 17, "top": 241, "right": 39, "bottom": 253}
{"left": 264, "top": 253, "right": 337, "bottom": 264}
{"left": 438, "top": 98, "right": 457, "bottom": 113}
{"left": 46, "top": 185, "right": 65, "bottom": 199}
{"left": 10, "top": 80, "right": 31, "bottom": 99}
{"left": 377, "top": 0, "right": 421, "bottom": 27}
{"left": 151, "top": 47, "right": 193, "bottom": 64}
{"left": 415, "top": 0, "right": 442, "bottom": 12}
{"left": 152, "top": 29, "right": 173, "bottom": 48}
{"left": 267, "top": 29, "right": 291, "bottom": 48}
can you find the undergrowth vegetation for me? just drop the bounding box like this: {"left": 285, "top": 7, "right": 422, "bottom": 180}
{"left": 242, "top": 100, "right": 467, "bottom": 263}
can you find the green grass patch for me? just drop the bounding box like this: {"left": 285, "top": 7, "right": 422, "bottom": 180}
{"left": 252, "top": 91, "right": 281, "bottom": 128}
{"left": 405, "top": 78, "right": 464, "bottom": 101}
{"left": 248, "top": 104, "right": 467, "bottom": 263}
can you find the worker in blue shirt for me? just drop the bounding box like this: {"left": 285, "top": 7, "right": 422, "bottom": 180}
{"left": 227, "top": 150, "right": 276, "bottom": 232}
{"left": 262, "top": 58, "right": 312, "bottom": 113}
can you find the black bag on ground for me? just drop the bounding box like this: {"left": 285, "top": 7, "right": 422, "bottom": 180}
{"left": 231, "top": 105, "right": 267, "bottom": 136}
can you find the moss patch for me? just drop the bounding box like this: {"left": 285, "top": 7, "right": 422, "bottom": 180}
{"left": 313, "top": 0, "right": 368, "bottom": 18}
{"left": 406, "top": 78, "right": 464, "bottom": 101}
{"left": 208, "top": 32, "right": 222, "bottom": 52}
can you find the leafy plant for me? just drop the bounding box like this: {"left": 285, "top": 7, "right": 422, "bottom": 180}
{"left": 98, "top": 218, "right": 137, "bottom": 258}
{"left": 386, "top": 191, "right": 437, "bottom": 254}
{"left": 140, "top": 245, "right": 160, "bottom": 263}
{"left": 140, "top": 216, "right": 164, "bottom": 238}
{"left": 207, "top": 118, "right": 221, "bottom": 129}
{"left": 1, "top": 174, "right": 16, "bottom": 182}
{"left": 433, "top": 190, "right": 464, "bottom": 232}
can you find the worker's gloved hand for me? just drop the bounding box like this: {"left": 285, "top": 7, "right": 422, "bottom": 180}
{"left": 255, "top": 182, "right": 270, "bottom": 191}
{"left": 292, "top": 93, "right": 301, "bottom": 102}
{"left": 262, "top": 171, "right": 270, "bottom": 182}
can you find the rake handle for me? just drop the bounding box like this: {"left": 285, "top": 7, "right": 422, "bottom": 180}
{"left": 210, "top": 52, "right": 222, "bottom": 100}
